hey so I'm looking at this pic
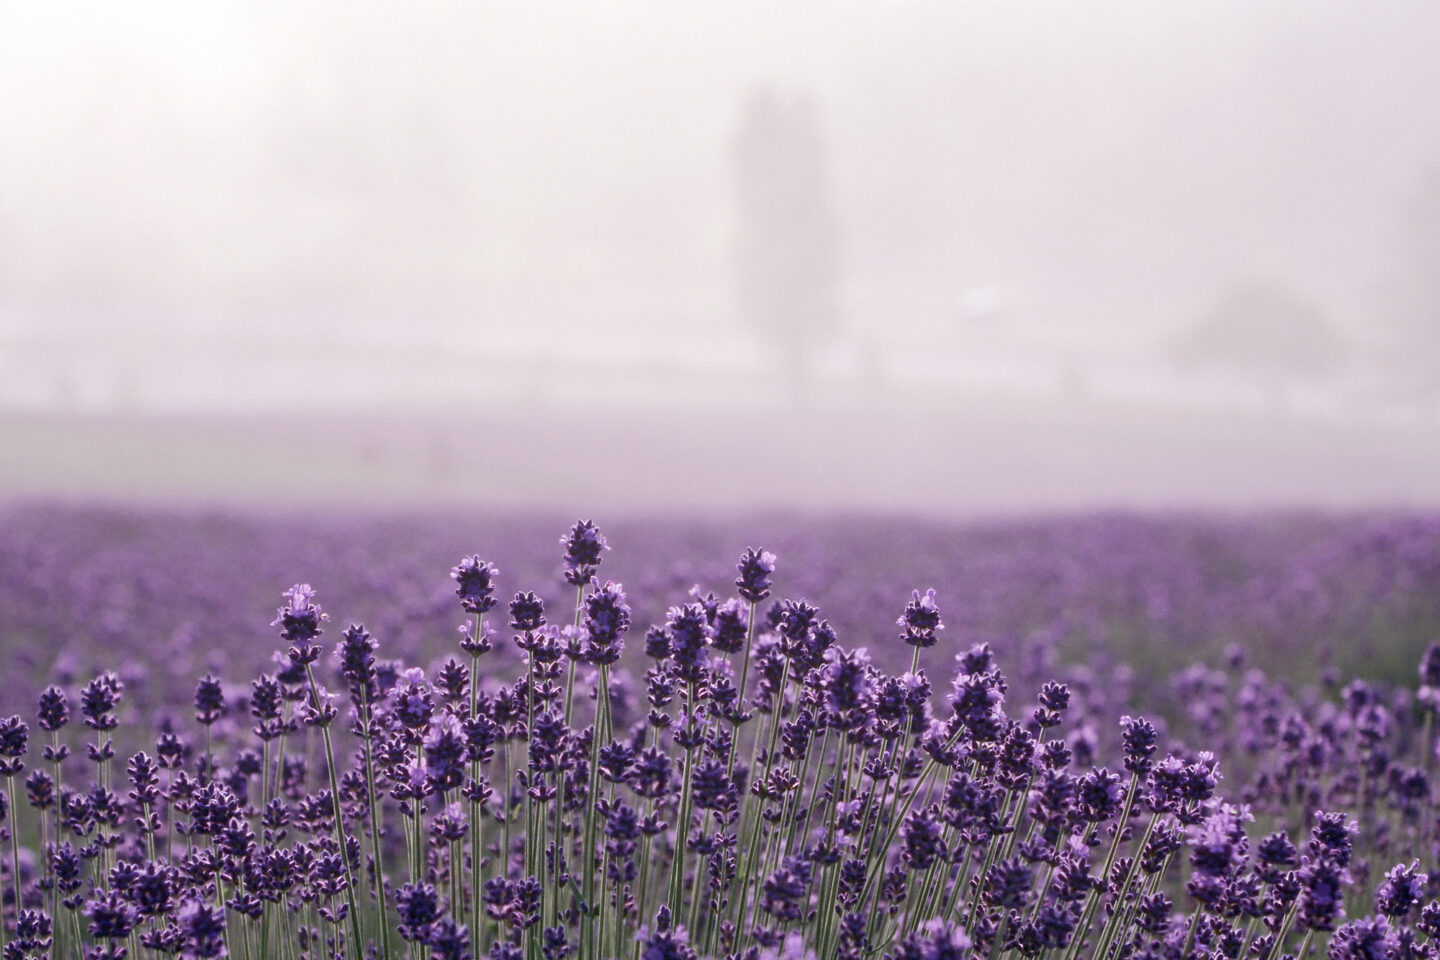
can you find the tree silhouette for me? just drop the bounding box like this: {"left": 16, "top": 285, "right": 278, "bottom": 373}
{"left": 1173, "top": 278, "right": 1347, "bottom": 408}
{"left": 732, "top": 88, "right": 841, "bottom": 392}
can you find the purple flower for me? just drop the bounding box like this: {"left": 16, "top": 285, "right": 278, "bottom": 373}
{"left": 1418, "top": 902, "right": 1440, "bottom": 939}
{"left": 898, "top": 588, "right": 944, "bottom": 648}
{"left": 176, "top": 898, "right": 226, "bottom": 960}
{"left": 710, "top": 598, "right": 750, "bottom": 653}
{"left": 25, "top": 767, "right": 54, "bottom": 810}
{"left": 509, "top": 591, "right": 546, "bottom": 632}
{"left": 986, "top": 856, "right": 1033, "bottom": 909}
{"left": 1075, "top": 767, "right": 1125, "bottom": 823}
{"left": 37, "top": 686, "right": 69, "bottom": 732}
{"left": 1255, "top": 830, "right": 1298, "bottom": 882}
{"left": 273, "top": 583, "right": 327, "bottom": 644}
{"left": 1187, "top": 810, "right": 1242, "bottom": 879}
{"left": 758, "top": 932, "right": 817, "bottom": 960}
{"left": 950, "top": 670, "right": 1005, "bottom": 742}
{"left": 434, "top": 658, "right": 470, "bottom": 706}
{"left": 451, "top": 556, "right": 499, "bottom": 615}
{"left": 665, "top": 602, "right": 711, "bottom": 684}
{"left": 1033, "top": 681, "right": 1070, "bottom": 729}
{"left": 336, "top": 623, "right": 379, "bottom": 707}
{"left": 1375, "top": 860, "right": 1427, "bottom": 919}
{"left": 390, "top": 668, "right": 435, "bottom": 731}
{"left": 761, "top": 857, "right": 812, "bottom": 923}
{"left": 902, "top": 810, "right": 945, "bottom": 871}
{"left": 561, "top": 520, "right": 607, "bottom": 586}
{"left": 917, "top": 918, "right": 972, "bottom": 960}
{"left": 1135, "top": 892, "right": 1172, "bottom": 934}
{"left": 957, "top": 643, "right": 994, "bottom": 675}
{"left": 459, "top": 619, "right": 496, "bottom": 657}
{"left": 640, "top": 911, "right": 698, "bottom": 960}
{"left": 1119, "top": 715, "right": 1157, "bottom": 774}
{"left": 426, "top": 917, "right": 472, "bottom": 960}
{"left": 83, "top": 891, "right": 138, "bottom": 940}
{"left": 395, "top": 882, "right": 442, "bottom": 942}
{"left": 1329, "top": 917, "right": 1396, "bottom": 960}
{"left": 583, "top": 580, "right": 631, "bottom": 666}
{"left": 1298, "top": 855, "right": 1348, "bottom": 932}
{"left": 735, "top": 547, "right": 776, "bottom": 604}
{"left": 424, "top": 714, "right": 469, "bottom": 790}
{"left": 776, "top": 600, "right": 820, "bottom": 663}
{"left": 0, "top": 715, "right": 28, "bottom": 776}
{"left": 193, "top": 675, "right": 225, "bottom": 726}
{"left": 690, "top": 758, "right": 734, "bottom": 810}
{"left": 1309, "top": 811, "right": 1357, "bottom": 868}
{"left": 12, "top": 909, "right": 52, "bottom": 956}
{"left": 131, "top": 862, "right": 174, "bottom": 916}
{"left": 820, "top": 646, "right": 874, "bottom": 730}
{"left": 80, "top": 673, "right": 123, "bottom": 732}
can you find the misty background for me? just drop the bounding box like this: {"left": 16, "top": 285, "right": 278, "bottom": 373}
{"left": 3, "top": 1, "right": 1440, "bottom": 515}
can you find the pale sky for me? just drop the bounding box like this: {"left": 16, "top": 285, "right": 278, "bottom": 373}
{"left": 3, "top": 2, "right": 1440, "bottom": 511}
{"left": 1, "top": 1, "right": 1437, "bottom": 347}
{"left": 0, "top": 1, "right": 1434, "bottom": 336}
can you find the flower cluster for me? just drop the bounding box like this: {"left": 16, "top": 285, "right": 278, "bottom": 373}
{"left": 0, "top": 516, "right": 1436, "bottom": 960}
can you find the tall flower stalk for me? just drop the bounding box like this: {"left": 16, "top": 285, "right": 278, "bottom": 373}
{"left": 2, "top": 521, "right": 1439, "bottom": 960}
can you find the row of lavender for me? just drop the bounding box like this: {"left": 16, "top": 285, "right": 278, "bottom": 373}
{"left": 0, "top": 516, "right": 1437, "bottom": 960}
{"left": 3, "top": 509, "right": 1438, "bottom": 723}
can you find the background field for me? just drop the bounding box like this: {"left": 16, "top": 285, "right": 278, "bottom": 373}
{"left": 4, "top": 505, "right": 1436, "bottom": 721}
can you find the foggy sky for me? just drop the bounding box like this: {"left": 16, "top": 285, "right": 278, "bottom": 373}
{"left": 3, "top": 0, "right": 1438, "bottom": 346}
{"left": 4, "top": 2, "right": 1440, "bottom": 513}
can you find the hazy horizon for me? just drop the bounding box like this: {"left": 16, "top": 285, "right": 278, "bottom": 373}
{"left": 2, "top": 2, "right": 1439, "bottom": 513}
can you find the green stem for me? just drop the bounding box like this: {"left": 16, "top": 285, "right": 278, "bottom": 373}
{"left": 1059, "top": 772, "right": 1140, "bottom": 960}
{"left": 469, "top": 614, "right": 484, "bottom": 954}
{"left": 2, "top": 776, "right": 16, "bottom": 960}
{"left": 734, "top": 659, "right": 792, "bottom": 952}
{"left": 668, "top": 682, "right": 700, "bottom": 921}
{"left": 725, "top": 601, "right": 758, "bottom": 776}
{"left": 360, "top": 687, "right": 392, "bottom": 960}
{"left": 305, "top": 664, "right": 366, "bottom": 960}
{"left": 857, "top": 730, "right": 960, "bottom": 909}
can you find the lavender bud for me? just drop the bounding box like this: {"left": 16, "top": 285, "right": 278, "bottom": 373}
{"left": 509, "top": 592, "right": 546, "bottom": 632}
{"left": 193, "top": 675, "right": 225, "bottom": 727}
{"left": 37, "top": 686, "right": 69, "bottom": 732}
{"left": 451, "top": 556, "right": 499, "bottom": 615}
{"left": 898, "top": 588, "right": 944, "bottom": 648}
{"left": 560, "top": 520, "right": 607, "bottom": 587}
{"left": 735, "top": 548, "right": 776, "bottom": 604}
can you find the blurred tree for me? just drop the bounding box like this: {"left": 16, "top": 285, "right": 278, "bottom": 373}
{"left": 732, "top": 88, "right": 841, "bottom": 393}
{"left": 1173, "top": 278, "right": 1347, "bottom": 408}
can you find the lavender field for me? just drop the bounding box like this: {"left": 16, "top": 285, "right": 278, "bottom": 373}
{"left": 0, "top": 507, "right": 1438, "bottom": 960}
{"left": 9, "top": 2, "right": 1440, "bottom": 959}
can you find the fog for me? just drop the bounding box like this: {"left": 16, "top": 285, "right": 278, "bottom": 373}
{"left": 2, "top": 1, "right": 1439, "bottom": 515}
